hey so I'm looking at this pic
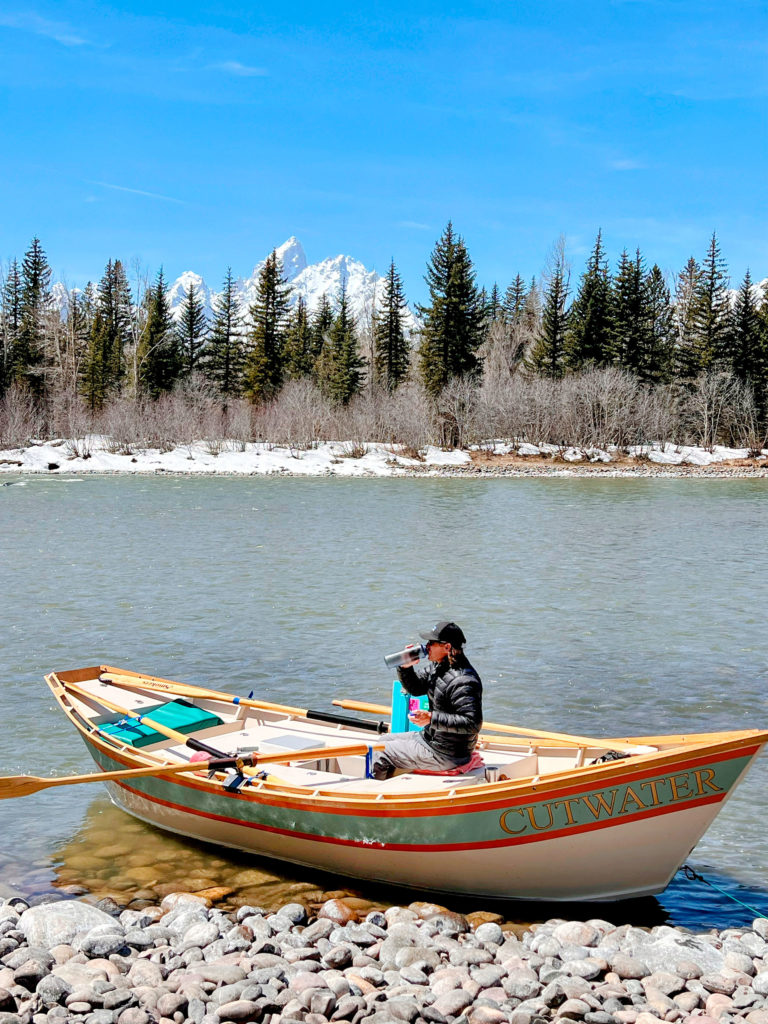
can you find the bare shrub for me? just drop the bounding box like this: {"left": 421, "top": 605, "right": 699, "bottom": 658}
{"left": 436, "top": 377, "right": 481, "bottom": 448}
{"left": 380, "top": 382, "right": 436, "bottom": 451}
{"left": 682, "top": 372, "right": 761, "bottom": 449}
{"left": 0, "top": 385, "right": 46, "bottom": 447}
{"left": 252, "top": 380, "right": 331, "bottom": 448}
{"left": 48, "top": 391, "right": 93, "bottom": 443}
{"left": 222, "top": 400, "right": 254, "bottom": 451}
{"left": 337, "top": 440, "right": 368, "bottom": 458}
{"left": 97, "top": 398, "right": 145, "bottom": 454}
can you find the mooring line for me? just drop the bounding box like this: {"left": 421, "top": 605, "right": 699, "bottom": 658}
{"left": 683, "top": 864, "right": 767, "bottom": 919}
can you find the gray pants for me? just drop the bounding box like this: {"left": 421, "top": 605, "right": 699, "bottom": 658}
{"left": 370, "top": 731, "right": 467, "bottom": 780}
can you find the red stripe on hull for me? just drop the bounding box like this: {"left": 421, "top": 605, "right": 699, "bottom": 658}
{"left": 109, "top": 777, "right": 727, "bottom": 853}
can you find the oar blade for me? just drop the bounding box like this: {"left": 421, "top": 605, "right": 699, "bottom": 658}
{"left": 0, "top": 774, "right": 48, "bottom": 800}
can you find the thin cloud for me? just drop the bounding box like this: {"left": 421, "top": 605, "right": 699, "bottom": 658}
{"left": 90, "top": 181, "right": 186, "bottom": 205}
{"left": 397, "top": 220, "right": 431, "bottom": 230}
{"left": 0, "top": 11, "right": 88, "bottom": 46}
{"left": 609, "top": 158, "right": 646, "bottom": 171}
{"left": 211, "top": 61, "right": 269, "bottom": 77}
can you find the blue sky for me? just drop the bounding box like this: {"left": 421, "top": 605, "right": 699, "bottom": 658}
{"left": 1, "top": 0, "right": 766, "bottom": 301}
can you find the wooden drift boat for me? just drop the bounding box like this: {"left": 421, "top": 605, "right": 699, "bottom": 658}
{"left": 44, "top": 665, "right": 768, "bottom": 902}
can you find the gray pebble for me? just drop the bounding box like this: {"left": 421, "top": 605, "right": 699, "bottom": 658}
{"left": 475, "top": 924, "right": 504, "bottom": 946}
{"left": 216, "top": 997, "right": 263, "bottom": 1021}
{"left": 557, "top": 996, "right": 591, "bottom": 1017}
{"left": 432, "top": 989, "right": 474, "bottom": 1016}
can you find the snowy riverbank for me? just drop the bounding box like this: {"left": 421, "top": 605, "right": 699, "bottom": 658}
{"left": 1, "top": 439, "right": 767, "bottom": 479}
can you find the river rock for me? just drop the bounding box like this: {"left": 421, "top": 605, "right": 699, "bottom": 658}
{"left": 432, "top": 988, "right": 474, "bottom": 1016}
{"left": 553, "top": 924, "right": 601, "bottom": 949}
{"left": 427, "top": 912, "right": 471, "bottom": 936}
{"left": 318, "top": 900, "right": 358, "bottom": 926}
{"left": 475, "top": 923, "right": 505, "bottom": 946}
{"left": 17, "top": 903, "right": 117, "bottom": 949}
{"left": 504, "top": 968, "right": 541, "bottom": 1000}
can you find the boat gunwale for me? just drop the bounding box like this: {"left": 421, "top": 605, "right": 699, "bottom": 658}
{"left": 46, "top": 667, "right": 768, "bottom": 816}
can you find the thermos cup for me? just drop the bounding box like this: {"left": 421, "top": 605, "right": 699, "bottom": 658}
{"left": 384, "top": 644, "right": 426, "bottom": 669}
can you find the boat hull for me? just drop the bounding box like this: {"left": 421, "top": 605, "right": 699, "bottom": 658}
{"left": 87, "top": 737, "right": 758, "bottom": 901}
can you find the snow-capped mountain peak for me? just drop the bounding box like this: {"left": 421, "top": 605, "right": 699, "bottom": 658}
{"left": 273, "top": 236, "right": 307, "bottom": 280}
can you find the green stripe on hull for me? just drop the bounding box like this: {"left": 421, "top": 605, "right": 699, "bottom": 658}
{"left": 87, "top": 742, "right": 749, "bottom": 848}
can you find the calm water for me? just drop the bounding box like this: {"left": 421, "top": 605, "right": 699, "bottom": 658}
{"left": 1, "top": 474, "right": 767, "bottom": 929}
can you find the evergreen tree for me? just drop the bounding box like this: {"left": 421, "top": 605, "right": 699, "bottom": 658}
{"left": 564, "top": 230, "right": 612, "bottom": 370}
{"left": 674, "top": 257, "right": 704, "bottom": 379}
{"left": 417, "top": 222, "right": 485, "bottom": 396}
{"left": 0, "top": 259, "right": 22, "bottom": 397}
{"left": 759, "top": 284, "right": 768, "bottom": 425}
{"left": 697, "top": 232, "right": 733, "bottom": 371}
{"left": 486, "top": 283, "right": 503, "bottom": 324}
{"left": 81, "top": 307, "right": 110, "bottom": 410}
{"left": 138, "top": 268, "right": 180, "bottom": 397}
{"left": 176, "top": 280, "right": 208, "bottom": 377}
{"left": 644, "top": 265, "right": 675, "bottom": 384}
{"left": 283, "top": 297, "right": 314, "bottom": 380}
{"left": 17, "top": 237, "right": 52, "bottom": 396}
{"left": 243, "top": 251, "right": 292, "bottom": 402}
{"left": 81, "top": 259, "right": 132, "bottom": 404}
{"left": 206, "top": 268, "right": 245, "bottom": 397}
{"left": 310, "top": 293, "right": 334, "bottom": 369}
{"left": 319, "top": 285, "right": 365, "bottom": 404}
{"left": 373, "top": 259, "right": 410, "bottom": 391}
{"left": 503, "top": 274, "right": 527, "bottom": 324}
{"left": 611, "top": 248, "right": 650, "bottom": 374}
{"left": 528, "top": 248, "right": 570, "bottom": 379}
{"left": 731, "top": 270, "right": 767, "bottom": 422}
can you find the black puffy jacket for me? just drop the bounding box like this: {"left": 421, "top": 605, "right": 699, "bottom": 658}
{"left": 397, "top": 653, "right": 483, "bottom": 761}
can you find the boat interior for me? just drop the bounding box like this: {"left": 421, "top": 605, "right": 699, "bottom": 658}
{"left": 49, "top": 667, "right": 665, "bottom": 796}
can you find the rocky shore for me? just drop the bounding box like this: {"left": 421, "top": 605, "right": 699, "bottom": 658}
{"left": 1, "top": 893, "right": 767, "bottom": 1024}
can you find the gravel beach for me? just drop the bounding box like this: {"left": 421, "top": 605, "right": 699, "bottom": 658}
{"left": 1, "top": 893, "right": 767, "bottom": 1024}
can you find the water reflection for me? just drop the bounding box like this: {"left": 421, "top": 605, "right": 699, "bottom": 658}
{"left": 3, "top": 793, "right": 765, "bottom": 932}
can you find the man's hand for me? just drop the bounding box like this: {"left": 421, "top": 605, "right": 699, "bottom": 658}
{"left": 408, "top": 709, "right": 432, "bottom": 727}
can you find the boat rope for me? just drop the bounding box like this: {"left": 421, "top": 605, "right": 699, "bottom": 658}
{"left": 682, "top": 864, "right": 767, "bottom": 919}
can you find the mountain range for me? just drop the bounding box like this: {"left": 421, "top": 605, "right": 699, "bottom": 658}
{"left": 166, "top": 237, "right": 417, "bottom": 330}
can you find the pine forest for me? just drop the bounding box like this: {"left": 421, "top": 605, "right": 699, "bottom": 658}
{"left": 1, "top": 225, "right": 767, "bottom": 454}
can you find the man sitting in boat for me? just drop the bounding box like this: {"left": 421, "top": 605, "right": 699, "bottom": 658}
{"left": 371, "top": 621, "right": 483, "bottom": 780}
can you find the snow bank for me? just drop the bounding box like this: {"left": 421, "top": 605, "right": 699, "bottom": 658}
{"left": 0, "top": 439, "right": 471, "bottom": 477}
{"left": 0, "top": 438, "right": 764, "bottom": 478}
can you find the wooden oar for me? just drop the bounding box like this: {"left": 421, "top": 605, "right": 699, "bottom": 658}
{"left": 0, "top": 740, "right": 386, "bottom": 801}
{"left": 332, "top": 698, "right": 644, "bottom": 754}
{"left": 99, "top": 671, "right": 388, "bottom": 734}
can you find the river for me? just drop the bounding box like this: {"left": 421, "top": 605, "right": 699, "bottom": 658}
{"left": 1, "top": 473, "right": 766, "bottom": 929}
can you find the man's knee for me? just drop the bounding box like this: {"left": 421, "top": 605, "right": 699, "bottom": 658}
{"left": 370, "top": 753, "right": 396, "bottom": 781}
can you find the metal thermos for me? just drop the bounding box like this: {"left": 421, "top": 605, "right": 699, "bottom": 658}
{"left": 384, "top": 644, "right": 426, "bottom": 669}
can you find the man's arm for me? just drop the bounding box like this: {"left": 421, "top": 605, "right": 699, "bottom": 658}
{"left": 397, "top": 660, "right": 434, "bottom": 697}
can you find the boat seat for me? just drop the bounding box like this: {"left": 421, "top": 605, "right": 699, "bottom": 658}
{"left": 95, "top": 700, "right": 223, "bottom": 749}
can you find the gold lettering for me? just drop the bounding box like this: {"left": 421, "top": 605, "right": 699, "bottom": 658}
{"left": 694, "top": 768, "right": 723, "bottom": 795}
{"left": 499, "top": 808, "right": 526, "bottom": 835}
{"left": 669, "top": 773, "right": 693, "bottom": 801}
{"left": 581, "top": 789, "right": 618, "bottom": 819}
{"left": 639, "top": 778, "right": 666, "bottom": 806}
{"left": 553, "top": 798, "right": 579, "bottom": 825}
{"left": 619, "top": 785, "right": 645, "bottom": 814}
{"left": 526, "top": 803, "right": 555, "bottom": 831}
